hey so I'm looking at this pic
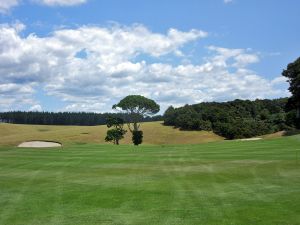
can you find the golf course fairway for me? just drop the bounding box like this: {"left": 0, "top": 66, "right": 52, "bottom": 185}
{"left": 0, "top": 135, "right": 300, "bottom": 225}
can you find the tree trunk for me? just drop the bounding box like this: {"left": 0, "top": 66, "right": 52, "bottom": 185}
{"left": 296, "top": 106, "right": 300, "bottom": 129}
{"left": 133, "top": 122, "right": 138, "bottom": 131}
{"left": 116, "top": 139, "right": 119, "bottom": 145}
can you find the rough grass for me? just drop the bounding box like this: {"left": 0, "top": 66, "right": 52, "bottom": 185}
{"left": 0, "top": 122, "right": 223, "bottom": 146}
{"left": 0, "top": 135, "right": 300, "bottom": 225}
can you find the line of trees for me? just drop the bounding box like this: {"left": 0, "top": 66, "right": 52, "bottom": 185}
{"left": 0, "top": 111, "right": 163, "bottom": 126}
{"left": 163, "top": 98, "right": 294, "bottom": 139}
{"left": 163, "top": 56, "right": 300, "bottom": 139}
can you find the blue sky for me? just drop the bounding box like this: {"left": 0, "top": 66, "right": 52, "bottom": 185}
{"left": 0, "top": 0, "right": 299, "bottom": 112}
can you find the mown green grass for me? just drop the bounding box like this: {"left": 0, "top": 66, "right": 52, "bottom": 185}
{"left": 0, "top": 136, "right": 300, "bottom": 225}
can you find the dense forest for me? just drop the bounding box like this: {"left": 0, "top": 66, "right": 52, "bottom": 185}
{"left": 0, "top": 111, "right": 163, "bottom": 126}
{"left": 163, "top": 98, "right": 297, "bottom": 139}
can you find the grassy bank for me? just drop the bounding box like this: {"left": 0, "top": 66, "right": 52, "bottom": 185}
{"left": 0, "top": 122, "right": 223, "bottom": 146}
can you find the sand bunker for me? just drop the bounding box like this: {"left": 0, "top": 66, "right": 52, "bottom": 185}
{"left": 239, "top": 138, "right": 262, "bottom": 141}
{"left": 18, "top": 141, "right": 62, "bottom": 148}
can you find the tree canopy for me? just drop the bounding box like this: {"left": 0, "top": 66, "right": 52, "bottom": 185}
{"left": 105, "top": 116, "right": 127, "bottom": 145}
{"left": 113, "top": 95, "right": 160, "bottom": 117}
{"left": 163, "top": 98, "right": 290, "bottom": 139}
{"left": 282, "top": 57, "right": 300, "bottom": 128}
{"left": 282, "top": 57, "right": 300, "bottom": 104}
{"left": 113, "top": 95, "right": 160, "bottom": 132}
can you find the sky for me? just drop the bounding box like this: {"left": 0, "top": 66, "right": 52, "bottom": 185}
{"left": 0, "top": 0, "right": 299, "bottom": 113}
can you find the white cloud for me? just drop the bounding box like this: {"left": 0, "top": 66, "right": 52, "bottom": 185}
{"left": 271, "top": 76, "right": 287, "bottom": 85}
{"left": 33, "top": 0, "right": 87, "bottom": 6}
{"left": 224, "top": 0, "right": 233, "bottom": 4}
{"left": 29, "top": 104, "right": 42, "bottom": 111}
{"left": 0, "top": 0, "right": 88, "bottom": 13}
{"left": 0, "top": 0, "right": 20, "bottom": 14}
{"left": 0, "top": 82, "right": 37, "bottom": 111}
{"left": 0, "top": 22, "right": 288, "bottom": 112}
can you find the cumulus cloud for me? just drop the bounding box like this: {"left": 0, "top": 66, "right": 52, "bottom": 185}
{"left": 0, "top": 0, "right": 88, "bottom": 13}
{"left": 271, "top": 76, "right": 287, "bottom": 85}
{"left": 207, "top": 46, "right": 260, "bottom": 68}
{"left": 29, "top": 104, "right": 42, "bottom": 111}
{"left": 0, "top": 82, "right": 37, "bottom": 111}
{"left": 0, "top": 22, "right": 288, "bottom": 112}
{"left": 0, "top": 0, "right": 20, "bottom": 14}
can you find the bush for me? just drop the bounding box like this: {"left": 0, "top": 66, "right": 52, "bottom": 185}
{"left": 105, "top": 129, "right": 126, "bottom": 145}
{"left": 105, "top": 116, "right": 127, "bottom": 145}
{"left": 132, "top": 130, "right": 143, "bottom": 146}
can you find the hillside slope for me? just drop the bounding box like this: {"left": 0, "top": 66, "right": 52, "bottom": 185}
{"left": 0, "top": 121, "right": 223, "bottom": 146}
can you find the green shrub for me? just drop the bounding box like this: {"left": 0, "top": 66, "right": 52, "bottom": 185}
{"left": 132, "top": 130, "right": 143, "bottom": 146}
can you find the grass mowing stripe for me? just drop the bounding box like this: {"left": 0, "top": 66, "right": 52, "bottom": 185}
{"left": 0, "top": 169, "right": 41, "bottom": 224}
{"left": 0, "top": 136, "right": 300, "bottom": 224}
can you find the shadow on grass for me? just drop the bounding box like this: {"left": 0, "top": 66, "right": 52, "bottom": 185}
{"left": 283, "top": 129, "right": 300, "bottom": 136}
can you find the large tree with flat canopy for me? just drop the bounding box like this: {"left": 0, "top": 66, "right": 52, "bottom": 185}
{"left": 282, "top": 57, "right": 300, "bottom": 128}
{"left": 113, "top": 95, "right": 160, "bottom": 145}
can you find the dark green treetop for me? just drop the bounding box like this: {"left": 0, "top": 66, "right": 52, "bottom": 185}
{"left": 104, "top": 116, "right": 127, "bottom": 145}
{"left": 113, "top": 95, "right": 160, "bottom": 116}
{"left": 113, "top": 95, "right": 160, "bottom": 132}
{"left": 282, "top": 57, "right": 300, "bottom": 104}
{"left": 282, "top": 57, "right": 300, "bottom": 126}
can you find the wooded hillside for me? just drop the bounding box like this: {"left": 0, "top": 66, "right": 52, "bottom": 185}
{"left": 163, "top": 98, "right": 295, "bottom": 139}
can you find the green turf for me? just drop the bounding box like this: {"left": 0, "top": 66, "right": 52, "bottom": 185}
{"left": 0, "top": 136, "right": 300, "bottom": 225}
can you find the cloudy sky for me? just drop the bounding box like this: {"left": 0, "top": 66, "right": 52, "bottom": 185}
{"left": 0, "top": 0, "right": 299, "bottom": 113}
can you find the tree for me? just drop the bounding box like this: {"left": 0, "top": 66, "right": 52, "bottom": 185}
{"left": 105, "top": 117, "right": 127, "bottom": 145}
{"left": 113, "top": 95, "right": 159, "bottom": 146}
{"left": 113, "top": 95, "right": 160, "bottom": 131}
{"left": 282, "top": 57, "right": 300, "bottom": 128}
{"left": 163, "top": 106, "right": 176, "bottom": 126}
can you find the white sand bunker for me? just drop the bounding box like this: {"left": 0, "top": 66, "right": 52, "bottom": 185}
{"left": 239, "top": 137, "right": 262, "bottom": 141}
{"left": 18, "top": 141, "right": 62, "bottom": 148}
